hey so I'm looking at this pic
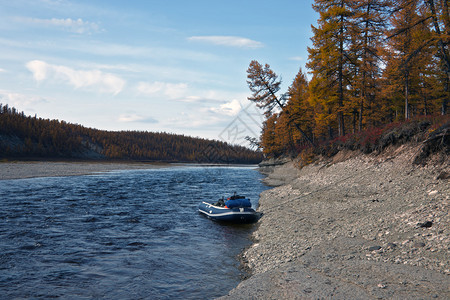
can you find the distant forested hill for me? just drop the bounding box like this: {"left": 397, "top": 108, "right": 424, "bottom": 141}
{"left": 0, "top": 104, "right": 262, "bottom": 164}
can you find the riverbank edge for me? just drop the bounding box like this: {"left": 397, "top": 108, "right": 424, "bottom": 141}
{"left": 0, "top": 161, "right": 174, "bottom": 180}
{"left": 219, "top": 144, "right": 449, "bottom": 299}
{"left": 0, "top": 161, "right": 261, "bottom": 180}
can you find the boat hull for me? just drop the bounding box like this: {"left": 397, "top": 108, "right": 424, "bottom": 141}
{"left": 198, "top": 202, "right": 260, "bottom": 223}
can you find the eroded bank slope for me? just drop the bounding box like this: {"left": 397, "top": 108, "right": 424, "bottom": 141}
{"left": 220, "top": 145, "right": 449, "bottom": 299}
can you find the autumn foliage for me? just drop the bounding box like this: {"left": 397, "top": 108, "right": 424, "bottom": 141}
{"left": 249, "top": 0, "right": 449, "bottom": 159}
{"left": 0, "top": 104, "right": 262, "bottom": 163}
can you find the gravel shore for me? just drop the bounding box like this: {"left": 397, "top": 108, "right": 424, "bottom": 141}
{"left": 0, "top": 161, "right": 169, "bottom": 180}
{"left": 220, "top": 145, "right": 449, "bottom": 299}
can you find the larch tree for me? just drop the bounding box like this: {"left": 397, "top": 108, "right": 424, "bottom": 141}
{"left": 351, "top": 0, "right": 391, "bottom": 129}
{"left": 274, "top": 112, "right": 295, "bottom": 154}
{"left": 307, "top": 0, "right": 355, "bottom": 137}
{"left": 246, "top": 60, "right": 285, "bottom": 117}
{"left": 423, "top": 0, "right": 450, "bottom": 115}
{"left": 247, "top": 60, "right": 315, "bottom": 146}
{"left": 260, "top": 114, "right": 278, "bottom": 157}
{"left": 286, "top": 68, "right": 315, "bottom": 145}
{"left": 384, "top": 0, "right": 428, "bottom": 120}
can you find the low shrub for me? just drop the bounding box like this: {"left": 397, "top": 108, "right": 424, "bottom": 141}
{"left": 297, "top": 114, "right": 449, "bottom": 163}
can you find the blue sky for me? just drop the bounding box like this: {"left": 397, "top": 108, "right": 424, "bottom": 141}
{"left": 0, "top": 0, "right": 317, "bottom": 146}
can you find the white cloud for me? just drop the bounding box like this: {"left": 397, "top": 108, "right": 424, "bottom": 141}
{"left": 26, "top": 60, "right": 125, "bottom": 95}
{"left": 19, "top": 17, "right": 101, "bottom": 34}
{"left": 137, "top": 81, "right": 249, "bottom": 106}
{"left": 188, "top": 36, "right": 263, "bottom": 49}
{"left": 27, "top": 60, "right": 48, "bottom": 81}
{"left": 210, "top": 99, "right": 242, "bottom": 116}
{"left": 137, "top": 81, "right": 188, "bottom": 100}
{"left": 163, "top": 113, "right": 223, "bottom": 130}
{"left": 118, "top": 113, "right": 157, "bottom": 123}
{"left": 0, "top": 89, "right": 48, "bottom": 107}
{"left": 289, "top": 56, "right": 304, "bottom": 61}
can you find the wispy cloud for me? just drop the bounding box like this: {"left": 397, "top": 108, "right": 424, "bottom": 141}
{"left": 18, "top": 17, "right": 101, "bottom": 34}
{"left": 26, "top": 60, "right": 125, "bottom": 95}
{"left": 0, "top": 89, "right": 48, "bottom": 107}
{"left": 209, "top": 99, "right": 241, "bottom": 116}
{"left": 118, "top": 113, "right": 158, "bottom": 123}
{"left": 136, "top": 81, "right": 243, "bottom": 105}
{"left": 289, "top": 56, "right": 304, "bottom": 61}
{"left": 163, "top": 113, "right": 223, "bottom": 130}
{"left": 188, "top": 36, "right": 263, "bottom": 49}
{"left": 137, "top": 81, "right": 189, "bottom": 100}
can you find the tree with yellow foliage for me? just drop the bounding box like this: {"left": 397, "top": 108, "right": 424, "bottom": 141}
{"left": 351, "top": 0, "right": 391, "bottom": 129}
{"left": 307, "top": 0, "right": 355, "bottom": 137}
{"left": 383, "top": 0, "right": 435, "bottom": 120}
{"left": 423, "top": 0, "right": 449, "bottom": 115}
{"left": 246, "top": 60, "right": 285, "bottom": 117}
{"left": 247, "top": 60, "right": 315, "bottom": 146}
{"left": 285, "top": 68, "right": 315, "bottom": 145}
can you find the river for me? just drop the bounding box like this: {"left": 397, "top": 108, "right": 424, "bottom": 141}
{"left": 0, "top": 165, "right": 267, "bottom": 299}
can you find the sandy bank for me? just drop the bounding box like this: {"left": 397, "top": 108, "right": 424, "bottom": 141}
{"left": 0, "top": 161, "right": 170, "bottom": 180}
{"left": 220, "top": 146, "right": 449, "bottom": 299}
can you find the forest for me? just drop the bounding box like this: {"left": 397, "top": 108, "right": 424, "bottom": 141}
{"left": 248, "top": 0, "right": 449, "bottom": 158}
{"left": 0, "top": 104, "right": 262, "bottom": 164}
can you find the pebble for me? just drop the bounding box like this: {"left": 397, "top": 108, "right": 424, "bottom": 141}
{"left": 223, "top": 151, "right": 450, "bottom": 299}
{"left": 418, "top": 221, "right": 433, "bottom": 228}
{"left": 386, "top": 242, "right": 397, "bottom": 249}
{"left": 413, "top": 242, "right": 426, "bottom": 248}
{"left": 368, "top": 245, "right": 382, "bottom": 251}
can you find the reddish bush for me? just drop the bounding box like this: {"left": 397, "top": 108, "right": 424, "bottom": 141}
{"left": 296, "top": 114, "right": 449, "bottom": 163}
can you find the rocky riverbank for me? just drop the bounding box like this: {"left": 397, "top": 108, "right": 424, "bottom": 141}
{"left": 220, "top": 144, "right": 449, "bottom": 299}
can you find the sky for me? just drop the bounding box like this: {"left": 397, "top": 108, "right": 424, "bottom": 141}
{"left": 0, "top": 0, "right": 318, "bottom": 147}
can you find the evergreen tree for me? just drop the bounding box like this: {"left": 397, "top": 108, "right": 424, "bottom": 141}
{"left": 260, "top": 114, "right": 279, "bottom": 157}
{"left": 423, "top": 0, "right": 450, "bottom": 115}
{"left": 246, "top": 60, "right": 285, "bottom": 117}
{"left": 286, "top": 68, "right": 315, "bottom": 144}
{"left": 247, "top": 61, "right": 315, "bottom": 146}
{"left": 384, "top": 0, "right": 433, "bottom": 119}
{"left": 307, "top": 0, "right": 355, "bottom": 136}
{"left": 0, "top": 104, "right": 262, "bottom": 163}
{"left": 351, "top": 0, "right": 391, "bottom": 129}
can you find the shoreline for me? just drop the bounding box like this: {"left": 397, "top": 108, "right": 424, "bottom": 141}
{"left": 220, "top": 145, "right": 449, "bottom": 299}
{"left": 0, "top": 161, "right": 171, "bottom": 180}
{"left": 0, "top": 161, "right": 260, "bottom": 181}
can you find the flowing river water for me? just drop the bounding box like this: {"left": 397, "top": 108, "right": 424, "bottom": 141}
{"left": 0, "top": 165, "right": 268, "bottom": 299}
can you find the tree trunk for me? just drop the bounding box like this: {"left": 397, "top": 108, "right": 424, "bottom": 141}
{"left": 426, "top": 0, "right": 450, "bottom": 114}
{"left": 359, "top": 2, "right": 372, "bottom": 132}
{"left": 405, "top": 72, "right": 410, "bottom": 120}
{"left": 338, "top": 9, "right": 346, "bottom": 136}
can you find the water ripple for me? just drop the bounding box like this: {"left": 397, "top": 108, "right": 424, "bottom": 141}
{"left": 0, "top": 166, "right": 267, "bottom": 299}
